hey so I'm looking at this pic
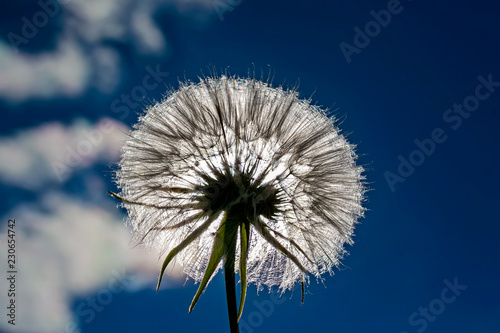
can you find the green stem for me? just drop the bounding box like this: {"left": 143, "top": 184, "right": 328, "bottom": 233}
{"left": 224, "top": 251, "right": 239, "bottom": 333}
{"left": 224, "top": 211, "right": 240, "bottom": 333}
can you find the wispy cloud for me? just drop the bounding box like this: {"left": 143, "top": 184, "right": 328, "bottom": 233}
{"left": 0, "top": 192, "right": 183, "bottom": 333}
{"left": 0, "top": 0, "right": 215, "bottom": 103}
{"left": 0, "top": 37, "right": 91, "bottom": 101}
{"left": 0, "top": 119, "right": 185, "bottom": 333}
{"left": 0, "top": 117, "right": 128, "bottom": 189}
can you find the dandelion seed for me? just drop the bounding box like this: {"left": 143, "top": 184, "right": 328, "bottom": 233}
{"left": 110, "top": 74, "right": 366, "bottom": 332}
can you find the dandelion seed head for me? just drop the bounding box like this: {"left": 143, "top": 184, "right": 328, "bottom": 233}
{"left": 115, "top": 75, "right": 365, "bottom": 293}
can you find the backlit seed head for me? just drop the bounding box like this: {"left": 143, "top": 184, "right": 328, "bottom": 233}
{"left": 112, "top": 74, "right": 366, "bottom": 296}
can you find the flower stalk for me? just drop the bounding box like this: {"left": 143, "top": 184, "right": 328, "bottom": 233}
{"left": 222, "top": 210, "right": 241, "bottom": 333}
{"left": 110, "top": 74, "right": 366, "bottom": 331}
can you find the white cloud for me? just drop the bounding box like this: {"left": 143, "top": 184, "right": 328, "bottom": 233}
{"left": 0, "top": 192, "right": 184, "bottom": 333}
{"left": 0, "top": 0, "right": 216, "bottom": 102}
{"left": 0, "top": 117, "right": 129, "bottom": 189}
{"left": 0, "top": 37, "right": 90, "bottom": 101}
{"left": 91, "top": 46, "right": 122, "bottom": 94}
{"left": 131, "top": 3, "right": 168, "bottom": 55}
{"left": 0, "top": 118, "right": 187, "bottom": 333}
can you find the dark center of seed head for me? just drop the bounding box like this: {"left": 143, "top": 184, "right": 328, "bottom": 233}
{"left": 198, "top": 170, "right": 281, "bottom": 221}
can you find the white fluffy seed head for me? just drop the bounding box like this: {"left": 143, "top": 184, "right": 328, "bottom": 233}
{"left": 114, "top": 75, "right": 366, "bottom": 292}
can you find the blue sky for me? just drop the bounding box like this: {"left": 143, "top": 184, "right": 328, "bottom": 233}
{"left": 1, "top": 0, "right": 499, "bottom": 332}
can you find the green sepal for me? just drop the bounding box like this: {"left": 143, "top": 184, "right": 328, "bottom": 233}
{"left": 156, "top": 211, "right": 220, "bottom": 292}
{"left": 189, "top": 213, "right": 239, "bottom": 313}
{"left": 237, "top": 221, "right": 250, "bottom": 321}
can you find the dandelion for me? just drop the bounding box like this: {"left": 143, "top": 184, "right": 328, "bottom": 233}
{"left": 110, "top": 74, "right": 365, "bottom": 332}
